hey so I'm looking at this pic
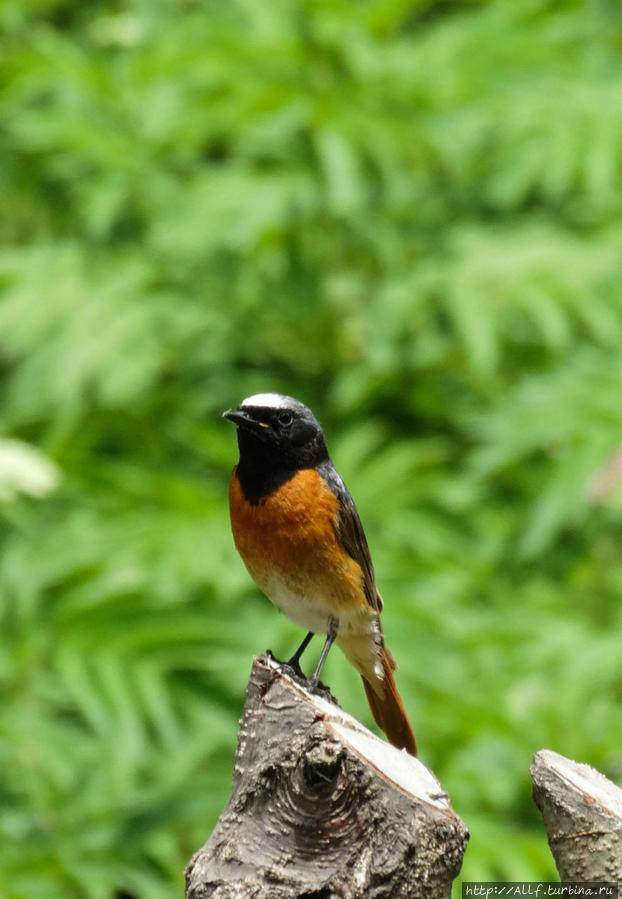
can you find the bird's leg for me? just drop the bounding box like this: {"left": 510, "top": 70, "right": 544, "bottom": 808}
{"left": 285, "top": 631, "right": 315, "bottom": 676}
{"left": 309, "top": 617, "right": 338, "bottom": 689}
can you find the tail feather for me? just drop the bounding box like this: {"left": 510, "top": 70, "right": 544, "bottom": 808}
{"left": 361, "top": 646, "right": 417, "bottom": 756}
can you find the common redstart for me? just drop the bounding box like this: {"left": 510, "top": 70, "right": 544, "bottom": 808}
{"left": 223, "top": 393, "right": 417, "bottom": 756}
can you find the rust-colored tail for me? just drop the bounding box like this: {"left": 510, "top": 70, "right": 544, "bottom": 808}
{"left": 361, "top": 645, "right": 417, "bottom": 756}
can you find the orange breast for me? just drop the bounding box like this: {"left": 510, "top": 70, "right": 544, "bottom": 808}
{"left": 228, "top": 468, "right": 365, "bottom": 613}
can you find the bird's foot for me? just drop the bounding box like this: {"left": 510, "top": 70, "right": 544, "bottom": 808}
{"left": 266, "top": 650, "right": 339, "bottom": 707}
{"left": 307, "top": 678, "right": 338, "bottom": 705}
{"left": 267, "top": 648, "right": 305, "bottom": 680}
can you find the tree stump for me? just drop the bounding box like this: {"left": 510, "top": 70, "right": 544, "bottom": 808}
{"left": 186, "top": 653, "right": 468, "bottom": 899}
{"left": 531, "top": 749, "right": 622, "bottom": 882}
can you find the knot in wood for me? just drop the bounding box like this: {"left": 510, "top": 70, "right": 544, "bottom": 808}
{"left": 304, "top": 741, "right": 342, "bottom": 787}
{"left": 243, "top": 735, "right": 370, "bottom": 868}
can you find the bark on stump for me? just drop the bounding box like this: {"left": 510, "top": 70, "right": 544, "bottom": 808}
{"left": 531, "top": 749, "right": 622, "bottom": 882}
{"left": 186, "top": 653, "right": 468, "bottom": 899}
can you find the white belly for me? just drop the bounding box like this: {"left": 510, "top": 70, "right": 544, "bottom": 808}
{"left": 265, "top": 574, "right": 382, "bottom": 672}
{"left": 265, "top": 573, "right": 333, "bottom": 634}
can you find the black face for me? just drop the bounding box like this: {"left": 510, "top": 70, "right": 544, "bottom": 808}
{"left": 224, "top": 394, "right": 327, "bottom": 460}
{"left": 223, "top": 394, "right": 329, "bottom": 499}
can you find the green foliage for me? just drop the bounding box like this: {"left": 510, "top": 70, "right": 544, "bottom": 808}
{"left": 2, "top": 0, "right": 622, "bottom": 895}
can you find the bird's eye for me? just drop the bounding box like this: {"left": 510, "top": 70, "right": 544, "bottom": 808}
{"left": 278, "top": 410, "right": 293, "bottom": 427}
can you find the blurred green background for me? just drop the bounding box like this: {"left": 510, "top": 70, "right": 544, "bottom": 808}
{"left": 2, "top": 0, "right": 622, "bottom": 895}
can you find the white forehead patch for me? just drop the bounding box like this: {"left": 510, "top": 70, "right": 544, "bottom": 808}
{"left": 240, "top": 393, "right": 289, "bottom": 409}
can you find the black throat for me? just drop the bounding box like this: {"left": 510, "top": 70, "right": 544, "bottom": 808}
{"left": 235, "top": 428, "right": 329, "bottom": 504}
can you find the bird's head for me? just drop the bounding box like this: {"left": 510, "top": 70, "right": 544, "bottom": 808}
{"left": 223, "top": 393, "right": 328, "bottom": 469}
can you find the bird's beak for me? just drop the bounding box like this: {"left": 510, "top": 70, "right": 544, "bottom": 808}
{"left": 222, "top": 408, "right": 249, "bottom": 426}
{"left": 222, "top": 408, "right": 270, "bottom": 430}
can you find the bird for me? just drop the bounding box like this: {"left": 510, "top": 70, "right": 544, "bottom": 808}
{"left": 223, "top": 392, "right": 417, "bottom": 756}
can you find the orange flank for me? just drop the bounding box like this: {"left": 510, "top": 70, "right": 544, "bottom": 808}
{"left": 229, "top": 468, "right": 366, "bottom": 616}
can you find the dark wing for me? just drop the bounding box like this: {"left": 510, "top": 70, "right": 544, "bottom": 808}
{"left": 317, "top": 459, "right": 383, "bottom": 614}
